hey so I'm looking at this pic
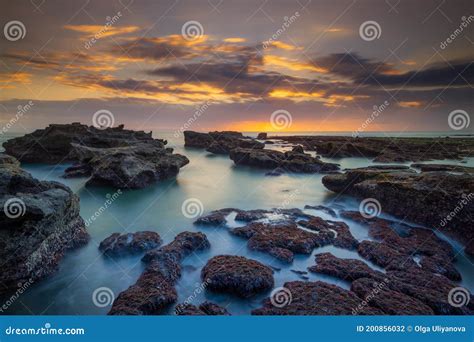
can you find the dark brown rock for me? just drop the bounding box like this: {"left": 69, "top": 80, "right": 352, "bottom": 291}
{"left": 201, "top": 255, "right": 274, "bottom": 298}
{"left": 99, "top": 231, "right": 162, "bottom": 257}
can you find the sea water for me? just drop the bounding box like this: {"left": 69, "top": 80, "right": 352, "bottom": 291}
{"left": 0, "top": 132, "right": 473, "bottom": 315}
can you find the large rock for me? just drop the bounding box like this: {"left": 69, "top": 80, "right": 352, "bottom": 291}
{"left": 252, "top": 281, "right": 383, "bottom": 315}
{"left": 175, "top": 301, "right": 231, "bottom": 315}
{"left": 201, "top": 255, "right": 274, "bottom": 298}
{"left": 229, "top": 148, "right": 339, "bottom": 173}
{"left": 184, "top": 131, "right": 264, "bottom": 154}
{"left": 0, "top": 155, "right": 89, "bottom": 294}
{"left": 323, "top": 167, "right": 474, "bottom": 254}
{"left": 271, "top": 135, "right": 474, "bottom": 162}
{"left": 99, "top": 231, "right": 162, "bottom": 257}
{"left": 3, "top": 123, "right": 189, "bottom": 189}
{"left": 3, "top": 123, "right": 157, "bottom": 163}
{"left": 109, "top": 232, "right": 210, "bottom": 315}
{"left": 67, "top": 142, "right": 189, "bottom": 189}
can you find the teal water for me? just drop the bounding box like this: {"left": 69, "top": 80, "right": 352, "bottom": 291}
{"left": 1, "top": 131, "right": 473, "bottom": 315}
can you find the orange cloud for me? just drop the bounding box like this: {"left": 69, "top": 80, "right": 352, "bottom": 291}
{"left": 223, "top": 37, "right": 246, "bottom": 43}
{"left": 264, "top": 55, "right": 328, "bottom": 73}
{"left": 64, "top": 25, "right": 140, "bottom": 38}
{"left": 0, "top": 72, "right": 33, "bottom": 89}
{"left": 266, "top": 41, "right": 299, "bottom": 51}
{"left": 399, "top": 101, "right": 423, "bottom": 108}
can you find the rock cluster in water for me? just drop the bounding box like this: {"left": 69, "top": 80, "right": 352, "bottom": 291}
{"left": 0, "top": 154, "right": 89, "bottom": 295}
{"left": 3, "top": 123, "right": 189, "bottom": 189}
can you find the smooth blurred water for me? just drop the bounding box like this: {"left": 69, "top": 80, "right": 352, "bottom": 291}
{"left": 1, "top": 131, "right": 473, "bottom": 315}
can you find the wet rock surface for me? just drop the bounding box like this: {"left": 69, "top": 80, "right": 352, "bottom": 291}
{"left": 99, "top": 231, "right": 162, "bottom": 257}
{"left": 175, "top": 301, "right": 231, "bottom": 315}
{"left": 201, "top": 255, "right": 274, "bottom": 298}
{"left": 184, "top": 131, "right": 264, "bottom": 154}
{"left": 323, "top": 167, "right": 474, "bottom": 254}
{"left": 229, "top": 148, "right": 340, "bottom": 173}
{"left": 271, "top": 136, "right": 474, "bottom": 163}
{"left": 252, "top": 281, "right": 383, "bottom": 315}
{"left": 109, "top": 232, "right": 210, "bottom": 315}
{"left": 0, "top": 155, "right": 89, "bottom": 295}
{"left": 3, "top": 123, "right": 189, "bottom": 189}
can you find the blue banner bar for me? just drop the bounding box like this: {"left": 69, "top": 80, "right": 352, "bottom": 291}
{"left": 0, "top": 316, "right": 472, "bottom": 342}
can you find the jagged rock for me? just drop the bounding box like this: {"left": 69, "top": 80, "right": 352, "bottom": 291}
{"left": 201, "top": 255, "right": 274, "bottom": 298}
{"left": 304, "top": 204, "right": 337, "bottom": 217}
{"left": 183, "top": 131, "right": 264, "bottom": 155}
{"left": 257, "top": 133, "right": 267, "bottom": 140}
{"left": 229, "top": 148, "right": 339, "bottom": 173}
{"left": 323, "top": 168, "right": 474, "bottom": 256}
{"left": 175, "top": 301, "right": 230, "bottom": 315}
{"left": 411, "top": 163, "right": 474, "bottom": 173}
{"left": 109, "top": 232, "right": 210, "bottom": 315}
{"left": 252, "top": 281, "right": 383, "bottom": 315}
{"left": 99, "top": 231, "right": 162, "bottom": 257}
{"left": 67, "top": 142, "right": 189, "bottom": 189}
{"left": 271, "top": 135, "right": 474, "bottom": 162}
{"left": 3, "top": 122, "right": 157, "bottom": 163}
{"left": 0, "top": 154, "right": 89, "bottom": 294}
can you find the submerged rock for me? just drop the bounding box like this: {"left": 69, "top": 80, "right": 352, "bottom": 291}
{"left": 99, "top": 231, "right": 162, "bottom": 257}
{"left": 109, "top": 232, "right": 210, "bottom": 315}
{"left": 201, "top": 255, "right": 274, "bottom": 298}
{"left": 229, "top": 148, "right": 340, "bottom": 174}
{"left": 0, "top": 155, "right": 89, "bottom": 294}
{"left": 184, "top": 131, "right": 264, "bottom": 155}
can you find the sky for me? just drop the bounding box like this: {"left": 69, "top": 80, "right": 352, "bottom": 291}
{"left": 0, "top": 0, "right": 473, "bottom": 133}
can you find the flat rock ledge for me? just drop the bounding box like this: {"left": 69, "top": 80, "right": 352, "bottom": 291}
{"left": 108, "top": 232, "right": 210, "bottom": 315}
{"left": 0, "top": 154, "right": 89, "bottom": 295}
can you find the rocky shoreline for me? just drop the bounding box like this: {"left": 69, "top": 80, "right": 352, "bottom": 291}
{"left": 0, "top": 126, "right": 472, "bottom": 315}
